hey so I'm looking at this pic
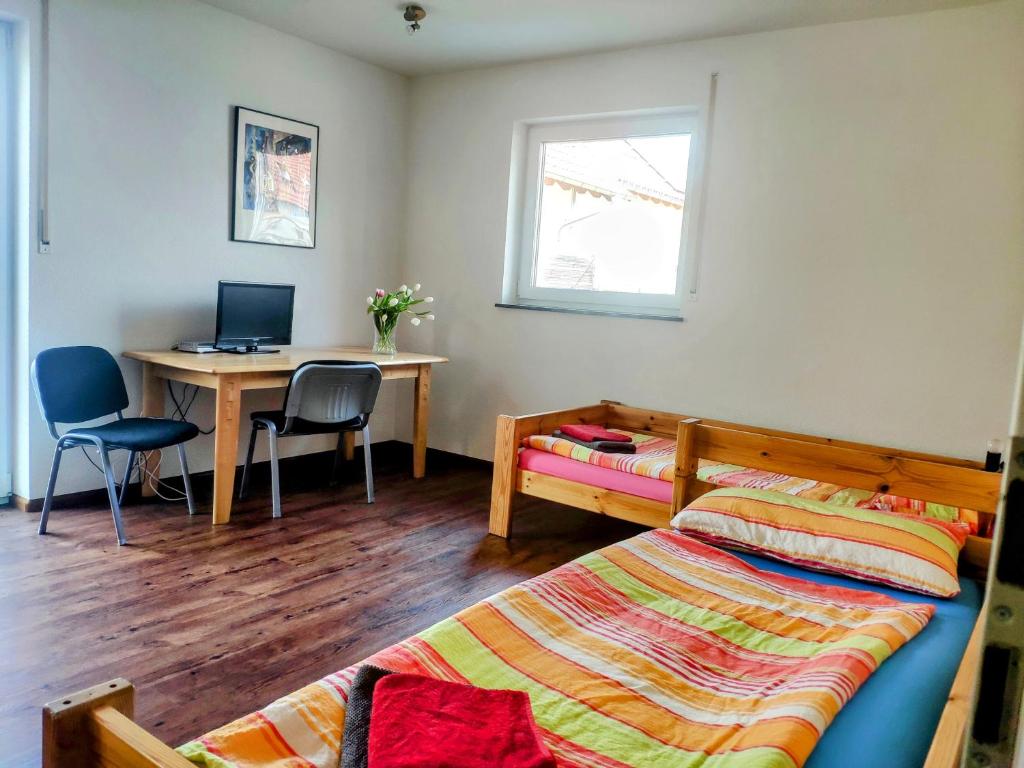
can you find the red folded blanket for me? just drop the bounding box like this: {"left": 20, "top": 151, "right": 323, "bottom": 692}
{"left": 559, "top": 423, "right": 630, "bottom": 443}
{"left": 368, "top": 674, "right": 556, "bottom": 768}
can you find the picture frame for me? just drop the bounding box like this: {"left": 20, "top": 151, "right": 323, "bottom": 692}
{"left": 232, "top": 106, "right": 319, "bottom": 249}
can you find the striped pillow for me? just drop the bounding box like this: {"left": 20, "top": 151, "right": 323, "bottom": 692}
{"left": 671, "top": 487, "right": 967, "bottom": 597}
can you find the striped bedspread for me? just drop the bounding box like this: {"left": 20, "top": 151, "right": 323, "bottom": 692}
{"left": 521, "top": 430, "right": 981, "bottom": 533}
{"left": 523, "top": 429, "right": 677, "bottom": 481}
{"left": 178, "top": 531, "right": 932, "bottom": 768}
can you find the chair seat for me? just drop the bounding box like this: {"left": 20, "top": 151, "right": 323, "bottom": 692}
{"left": 66, "top": 418, "right": 200, "bottom": 451}
{"left": 251, "top": 410, "right": 363, "bottom": 435}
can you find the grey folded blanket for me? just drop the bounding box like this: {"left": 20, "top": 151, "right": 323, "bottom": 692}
{"left": 552, "top": 430, "right": 637, "bottom": 454}
{"left": 340, "top": 664, "right": 395, "bottom": 768}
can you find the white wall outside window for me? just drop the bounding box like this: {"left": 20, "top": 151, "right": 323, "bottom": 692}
{"left": 503, "top": 109, "right": 704, "bottom": 318}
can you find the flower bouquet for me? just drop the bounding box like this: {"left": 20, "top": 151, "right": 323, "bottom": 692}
{"left": 366, "top": 283, "right": 434, "bottom": 355}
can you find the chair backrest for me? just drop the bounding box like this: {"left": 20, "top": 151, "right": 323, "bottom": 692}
{"left": 282, "top": 361, "right": 382, "bottom": 431}
{"left": 32, "top": 346, "right": 129, "bottom": 433}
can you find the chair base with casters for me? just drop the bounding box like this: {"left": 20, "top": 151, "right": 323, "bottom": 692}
{"left": 31, "top": 346, "right": 201, "bottom": 546}
{"left": 236, "top": 362, "right": 382, "bottom": 518}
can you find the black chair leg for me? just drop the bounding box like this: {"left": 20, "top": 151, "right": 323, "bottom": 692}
{"left": 331, "top": 432, "right": 348, "bottom": 486}
{"left": 38, "top": 442, "right": 64, "bottom": 535}
{"left": 119, "top": 450, "right": 136, "bottom": 506}
{"left": 239, "top": 425, "right": 258, "bottom": 499}
{"left": 98, "top": 446, "right": 128, "bottom": 545}
{"left": 268, "top": 424, "right": 282, "bottom": 519}
{"left": 363, "top": 426, "right": 374, "bottom": 504}
{"left": 177, "top": 444, "right": 197, "bottom": 517}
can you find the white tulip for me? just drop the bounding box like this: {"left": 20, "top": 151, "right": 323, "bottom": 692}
{"left": 366, "top": 296, "right": 374, "bottom": 304}
{"left": 427, "top": 313, "right": 435, "bottom": 320}
{"left": 388, "top": 297, "right": 399, "bottom": 306}
{"left": 413, "top": 283, "right": 421, "bottom": 291}
{"left": 410, "top": 317, "right": 421, "bottom": 326}
{"left": 424, "top": 296, "right": 434, "bottom": 303}
{"left": 399, "top": 284, "right": 408, "bottom": 292}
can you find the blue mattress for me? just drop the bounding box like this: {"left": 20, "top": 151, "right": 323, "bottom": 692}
{"left": 732, "top": 551, "right": 982, "bottom": 768}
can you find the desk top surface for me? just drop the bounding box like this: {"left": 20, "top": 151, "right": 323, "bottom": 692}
{"left": 123, "top": 347, "right": 449, "bottom": 374}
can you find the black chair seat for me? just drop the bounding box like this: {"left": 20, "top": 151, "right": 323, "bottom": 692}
{"left": 66, "top": 418, "right": 200, "bottom": 451}
{"left": 251, "top": 410, "right": 363, "bottom": 435}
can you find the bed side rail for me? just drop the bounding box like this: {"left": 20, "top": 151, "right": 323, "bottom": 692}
{"left": 608, "top": 401, "right": 988, "bottom": 470}
{"left": 43, "top": 678, "right": 191, "bottom": 768}
{"left": 690, "top": 423, "right": 1000, "bottom": 514}
{"left": 924, "top": 618, "right": 986, "bottom": 768}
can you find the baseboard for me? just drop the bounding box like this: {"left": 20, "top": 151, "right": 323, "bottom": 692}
{"left": 7, "top": 440, "right": 477, "bottom": 513}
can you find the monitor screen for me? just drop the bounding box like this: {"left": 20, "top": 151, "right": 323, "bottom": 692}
{"left": 215, "top": 281, "right": 295, "bottom": 346}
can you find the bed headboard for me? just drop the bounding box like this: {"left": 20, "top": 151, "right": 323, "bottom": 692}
{"left": 673, "top": 418, "right": 1001, "bottom": 576}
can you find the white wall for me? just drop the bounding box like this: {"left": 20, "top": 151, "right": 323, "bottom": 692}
{"left": 399, "top": 1, "right": 1024, "bottom": 464}
{"left": 20, "top": 0, "right": 409, "bottom": 498}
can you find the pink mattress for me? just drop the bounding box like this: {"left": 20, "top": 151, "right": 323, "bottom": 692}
{"left": 518, "top": 448, "right": 673, "bottom": 503}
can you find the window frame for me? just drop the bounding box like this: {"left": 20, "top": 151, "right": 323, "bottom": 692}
{"left": 507, "top": 108, "right": 702, "bottom": 317}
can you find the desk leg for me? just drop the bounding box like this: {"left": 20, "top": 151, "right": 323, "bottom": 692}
{"left": 412, "top": 364, "right": 432, "bottom": 479}
{"left": 342, "top": 432, "right": 355, "bottom": 462}
{"left": 139, "top": 363, "right": 164, "bottom": 497}
{"left": 212, "top": 375, "right": 242, "bottom": 525}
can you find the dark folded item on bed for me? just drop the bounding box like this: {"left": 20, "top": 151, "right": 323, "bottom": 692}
{"left": 552, "top": 429, "right": 637, "bottom": 453}
{"left": 368, "top": 673, "right": 556, "bottom": 768}
{"left": 340, "top": 664, "right": 395, "bottom": 768}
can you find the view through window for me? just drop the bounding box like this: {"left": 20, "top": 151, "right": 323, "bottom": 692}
{"left": 532, "top": 134, "right": 690, "bottom": 296}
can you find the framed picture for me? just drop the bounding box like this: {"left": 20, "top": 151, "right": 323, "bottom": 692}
{"left": 232, "top": 107, "right": 319, "bottom": 248}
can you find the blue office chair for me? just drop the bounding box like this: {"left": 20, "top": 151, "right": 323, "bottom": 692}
{"left": 239, "top": 361, "right": 382, "bottom": 517}
{"left": 31, "top": 346, "right": 200, "bottom": 545}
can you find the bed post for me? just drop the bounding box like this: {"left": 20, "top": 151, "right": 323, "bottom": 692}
{"left": 672, "top": 418, "right": 701, "bottom": 513}
{"left": 490, "top": 414, "right": 518, "bottom": 537}
{"left": 42, "top": 678, "right": 192, "bottom": 768}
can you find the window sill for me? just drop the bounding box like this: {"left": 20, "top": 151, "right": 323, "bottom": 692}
{"left": 495, "top": 303, "right": 684, "bottom": 322}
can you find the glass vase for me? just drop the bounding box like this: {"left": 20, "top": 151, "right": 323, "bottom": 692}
{"left": 372, "top": 321, "right": 398, "bottom": 355}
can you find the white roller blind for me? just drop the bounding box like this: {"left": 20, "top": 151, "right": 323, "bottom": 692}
{"left": 0, "top": 21, "right": 12, "bottom": 501}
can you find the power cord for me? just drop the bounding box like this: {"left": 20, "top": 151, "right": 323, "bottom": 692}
{"left": 136, "top": 451, "right": 188, "bottom": 502}
{"left": 76, "top": 446, "right": 188, "bottom": 502}
{"left": 72, "top": 380, "right": 213, "bottom": 502}
{"left": 167, "top": 381, "right": 215, "bottom": 435}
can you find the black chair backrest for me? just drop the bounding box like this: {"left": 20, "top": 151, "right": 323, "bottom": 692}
{"left": 32, "top": 346, "right": 129, "bottom": 431}
{"left": 282, "top": 362, "right": 382, "bottom": 432}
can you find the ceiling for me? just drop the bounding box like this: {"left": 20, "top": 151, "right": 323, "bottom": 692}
{"left": 199, "top": 0, "right": 995, "bottom": 76}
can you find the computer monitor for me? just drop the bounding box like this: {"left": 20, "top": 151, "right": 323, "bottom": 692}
{"left": 215, "top": 281, "right": 295, "bottom": 354}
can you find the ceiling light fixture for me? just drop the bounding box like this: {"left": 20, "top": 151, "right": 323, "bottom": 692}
{"left": 404, "top": 4, "right": 426, "bottom": 36}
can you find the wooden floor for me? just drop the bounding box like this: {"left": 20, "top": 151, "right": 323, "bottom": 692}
{"left": 0, "top": 445, "right": 643, "bottom": 766}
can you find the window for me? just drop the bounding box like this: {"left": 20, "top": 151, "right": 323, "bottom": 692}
{"left": 504, "top": 110, "right": 702, "bottom": 318}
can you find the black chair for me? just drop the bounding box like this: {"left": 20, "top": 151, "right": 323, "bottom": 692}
{"left": 239, "top": 361, "right": 382, "bottom": 517}
{"left": 31, "top": 346, "right": 200, "bottom": 545}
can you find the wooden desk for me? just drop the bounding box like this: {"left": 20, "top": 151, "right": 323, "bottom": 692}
{"left": 122, "top": 347, "right": 449, "bottom": 525}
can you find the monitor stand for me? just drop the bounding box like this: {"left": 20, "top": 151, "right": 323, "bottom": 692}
{"left": 218, "top": 344, "right": 281, "bottom": 355}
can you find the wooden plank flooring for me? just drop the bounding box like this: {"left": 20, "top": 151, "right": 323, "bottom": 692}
{"left": 0, "top": 445, "right": 643, "bottom": 766}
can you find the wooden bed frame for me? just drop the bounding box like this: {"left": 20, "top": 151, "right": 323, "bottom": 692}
{"left": 489, "top": 400, "right": 999, "bottom": 575}
{"left": 487, "top": 400, "right": 1002, "bottom": 768}
{"left": 41, "top": 401, "right": 1001, "bottom": 767}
